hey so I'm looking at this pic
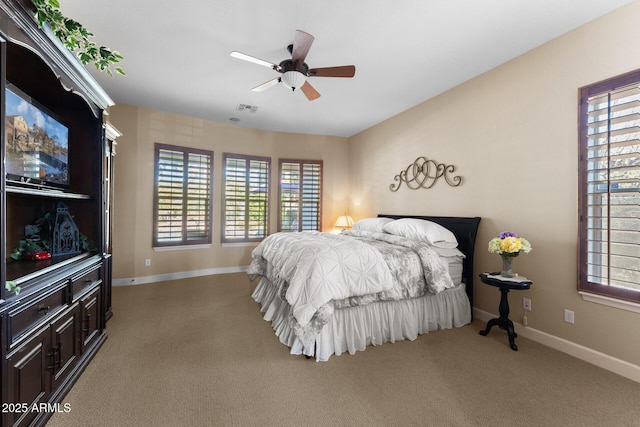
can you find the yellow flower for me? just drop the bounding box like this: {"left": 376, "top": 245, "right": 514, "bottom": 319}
{"left": 499, "top": 236, "right": 522, "bottom": 253}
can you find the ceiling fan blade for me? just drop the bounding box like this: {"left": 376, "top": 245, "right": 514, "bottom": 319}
{"left": 308, "top": 65, "right": 356, "bottom": 78}
{"left": 292, "top": 30, "right": 314, "bottom": 63}
{"left": 300, "top": 81, "right": 321, "bottom": 101}
{"left": 231, "top": 51, "right": 280, "bottom": 71}
{"left": 251, "top": 77, "right": 281, "bottom": 92}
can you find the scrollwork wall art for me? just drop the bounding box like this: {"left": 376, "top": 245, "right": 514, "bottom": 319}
{"left": 389, "top": 156, "right": 463, "bottom": 192}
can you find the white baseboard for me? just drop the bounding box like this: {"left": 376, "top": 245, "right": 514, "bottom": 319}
{"left": 474, "top": 308, "right": 640, "bottom": 384}
{"left": 112, "top": 266, "right": 248, "bottom": 287}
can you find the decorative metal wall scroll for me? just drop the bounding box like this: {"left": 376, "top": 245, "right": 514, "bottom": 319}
{"left": 389, "top": 156, "right": 462, "bottom": 192}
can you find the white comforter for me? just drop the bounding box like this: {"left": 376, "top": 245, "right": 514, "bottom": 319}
{"left": 247, "top": 231, "right": 394, "bottom": 327}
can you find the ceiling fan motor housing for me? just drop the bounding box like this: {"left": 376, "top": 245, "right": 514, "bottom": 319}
{"left": 278, "top": 59, "right": 309, "bottom": 75}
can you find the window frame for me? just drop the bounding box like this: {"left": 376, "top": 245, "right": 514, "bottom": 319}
{"left": 221, "top": 153, "right": 271, "bottom": 243}
{"left": 152, "top": 143, "right": 213, "bottom": 248}
{"left": 578, "top": 69, "right": 640, "bottom": 304}
{"left": 278, "top": 158, "right": 323, "bottom": 232}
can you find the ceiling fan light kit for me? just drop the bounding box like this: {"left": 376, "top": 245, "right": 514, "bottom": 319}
{"left": 281, "top": 71, "right": 306, "bottom": 91}
{"left": 231, "top": 30, "right": 356, "bottom": 101}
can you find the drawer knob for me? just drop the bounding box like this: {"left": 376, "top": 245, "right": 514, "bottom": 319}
{"left": 37, "top": 305, "right": 50, "bottom": 314}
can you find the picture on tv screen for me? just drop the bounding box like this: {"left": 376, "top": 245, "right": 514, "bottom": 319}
{"left": 5, "top": 83, "right": 70, "bottom": 188}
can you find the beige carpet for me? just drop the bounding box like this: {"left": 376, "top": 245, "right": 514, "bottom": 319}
{"left": 46, "top": 273, "right": 640, "bottom": 427}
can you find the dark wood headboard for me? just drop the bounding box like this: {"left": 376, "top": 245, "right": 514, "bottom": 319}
{"left": 378, "top": 214, "right": 482, "bottom": 308}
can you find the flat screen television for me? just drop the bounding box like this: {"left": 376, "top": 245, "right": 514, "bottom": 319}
{"left": 5, "top": 82, "right": 70, "bottom": 189}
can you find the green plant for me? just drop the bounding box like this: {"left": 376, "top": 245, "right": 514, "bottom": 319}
{"left": 5, "top": 280, "right": 21, "bottom": 295}
{"left": 79, "top": 233, "right": 97, "bottom": 252}
{"left": 10, "top": 213, "right": 51, "bottom": 260}
{"left": 31, "top": 0, "right": 124, "bottom": 76}
{"left": 10, "top": 238, "right": 48, "bottom": 260}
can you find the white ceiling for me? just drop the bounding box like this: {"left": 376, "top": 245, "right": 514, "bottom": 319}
{"left": 59, "top": 0, "right": 631, "bottom": 138}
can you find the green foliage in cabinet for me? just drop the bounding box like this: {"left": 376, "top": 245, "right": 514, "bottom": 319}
{"left": 10, "top": 209, "right": 97, "bottom": 261}
{"left": 10, "top": 212, "right": 52, "bottom": 260}
{"left": 31, "top": 0, "right": 125, "bottom": 76}
{"left": 5, "top": 280, "right": 20, "bottom": 295}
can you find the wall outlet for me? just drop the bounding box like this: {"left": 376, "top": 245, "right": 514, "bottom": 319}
{"left": 145, "top": 259, "right": 151, "bottom": 267}
{"left": 523, "top": 297, "right": 532, "bottom": 311}
{"left": 564, "top": 309, "right": 575, "bottom": 324}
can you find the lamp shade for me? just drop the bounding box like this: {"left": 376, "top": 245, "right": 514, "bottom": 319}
{"left": 281, "top": 71, "right": 306, "bottom": 90}
{"left": 334, "top": 215, "right": 354, "bottom": 229}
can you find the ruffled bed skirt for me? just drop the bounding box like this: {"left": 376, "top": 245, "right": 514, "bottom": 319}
{"left": 251, "top": 277, "right": 472, "bottom": 361}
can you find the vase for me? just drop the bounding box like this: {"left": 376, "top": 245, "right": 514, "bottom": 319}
{"left": 501, "top": 254, "right": 515, "bottom": 278}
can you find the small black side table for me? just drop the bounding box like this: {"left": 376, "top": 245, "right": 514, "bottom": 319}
{"left": 479, "top": 272, "right": 532, "bottom": 351}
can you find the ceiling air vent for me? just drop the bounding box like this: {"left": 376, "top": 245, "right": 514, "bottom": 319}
{"left": 236, "top": 103, "right": 258, "bottom": 113}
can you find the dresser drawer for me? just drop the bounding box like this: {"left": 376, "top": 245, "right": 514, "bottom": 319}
{"left": 71, "top": 263, "right": 102, "bottom": 298}
{"left": 8, "top": 282, "right": 68, "bottom": 344}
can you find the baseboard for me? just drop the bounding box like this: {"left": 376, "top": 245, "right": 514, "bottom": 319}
{"left": 112, "top": 266, "right": 248, "bottom": 286}
{"left": 474, "top": 308, "right": 640, "bottom": 384}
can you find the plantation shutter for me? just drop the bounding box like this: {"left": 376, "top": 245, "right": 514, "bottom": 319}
{"left": 580, "top": 76, "right": 640, "bottom": 300}
{"left": 222, "top": 154, "right": 270, "bottom": 242}
{"left": 279, "top": 160, "right": 322, "bottom": 232}
{"left": 153, "top": 144, "right": 212, "bottom": 247}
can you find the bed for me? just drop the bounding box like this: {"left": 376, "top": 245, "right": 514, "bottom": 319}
{"left": 248, "top": 214, "right": 481, "bottom": 361}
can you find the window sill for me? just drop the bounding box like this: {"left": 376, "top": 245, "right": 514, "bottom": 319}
{"left": 579, "top": 291, "right": 640, "bottom": 314}
{"left": 153, "top": 244, "right": 211, "bottom": 252}
{"left": 221, "top": 242, "right": 259, "bottom": 248}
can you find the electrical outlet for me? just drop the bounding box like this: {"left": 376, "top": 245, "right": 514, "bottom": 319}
{"left": 564, "top": 309, "right": 575, "bottom": 324}
{"left": 145, "top": 259, "right": 151, "bottom": 267}
{"left": 523, "top": 297, "right": 532, "bottom": 311}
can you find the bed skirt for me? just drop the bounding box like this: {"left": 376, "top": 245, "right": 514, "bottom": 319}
{"left": 251, "top": 277, "right": 472, "bottom": 361}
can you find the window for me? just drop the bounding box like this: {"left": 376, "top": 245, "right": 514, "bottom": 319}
{"left": 578, "top": 71, "right": 640, "bottom": 303}
{"left": 279, "top": 159, "right": 323, "bottom": 232}
{"left": 153, "top": 143, "right": 213, "bottom": 247}
{"left": 222, "top": 153, "right": 270, "bottom": 242}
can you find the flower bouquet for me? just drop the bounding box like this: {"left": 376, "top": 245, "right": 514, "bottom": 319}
{"left": 488, "top": 232, "right": 532, "bottom": 277}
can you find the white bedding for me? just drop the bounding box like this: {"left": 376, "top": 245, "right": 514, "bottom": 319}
{"left": 252, "top": 276, "right": 471, "bottom": 361}
{"left": 248, "top": 230, "right": 465, "bottom": 355}
{"left": 247, "top": 231, "right": 394, "bottom": 327}
{"left": 443, "top": 255, "right": 464, "bottom": 284}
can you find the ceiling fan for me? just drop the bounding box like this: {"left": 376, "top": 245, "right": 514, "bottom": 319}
{"left": 230, "top": 30, "right": 356, "bottom": 101}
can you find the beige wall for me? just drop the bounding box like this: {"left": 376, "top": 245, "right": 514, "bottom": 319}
{"left": 349, "top": 1, "right": 640, "bottom": 367}
{"left": 108, "top": 1, "right": 640, "bottom": 368}
{"left": 108, "top": 105, "right": 349, "bottom": 281}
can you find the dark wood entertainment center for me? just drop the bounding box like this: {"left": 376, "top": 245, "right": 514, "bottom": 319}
{"left": 0, "top": 1, "right": 116, "bottom": 426}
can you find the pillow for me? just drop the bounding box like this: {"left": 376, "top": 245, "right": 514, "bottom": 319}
{"left": 351, "top": 217, "right": 395, "bottom": 233}
{"left": 432, "top": 247, "right": 465, "bottom": 258}
{"left": 382, "top": 218, "right": 458, "bottom": 248}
